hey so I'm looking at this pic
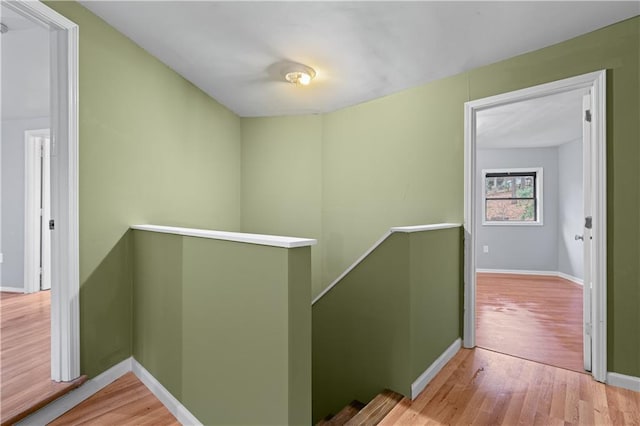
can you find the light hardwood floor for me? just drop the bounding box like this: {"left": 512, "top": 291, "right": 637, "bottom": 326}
{"left": 380, "top": 347, "right": 640, "bottom": 425}
{"left": 476, "top": 273, "right": 584, "bottom": 372}
{"left": 0, "top": 291, "right": 85, "bottom": 425}
{"left": 49, "top": 372, "right": 179, "bottom": 425}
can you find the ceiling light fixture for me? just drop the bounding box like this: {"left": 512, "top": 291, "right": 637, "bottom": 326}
{"left": 284, "top": 63, "right": 316, "bottom": 87}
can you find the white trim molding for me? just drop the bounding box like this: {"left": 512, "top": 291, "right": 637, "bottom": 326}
{"left": 464, "top": 70, "right": 607, "bottom": 382}
{"left": 132, "top": 360, "right": 202, "bottom": 426}
{"left": 476, "top": 269, "right": 584, "bottom": 286}
{"left": 411, "top": 338, "right": 462, "bottom": 399}
{"left": 16, "top": 358, "right": 201, "bottom": 426}
{"left": 4, "top": 0, "right": 80, "bottom": 383}
{"left": 131, "top": 224, "right": 317, "bottom": 248}
{"left": 481, "top": 167, "right": 544, "bottom": 226}
{"left": 606, "top": 372, "right": 640, "bottom": 392}
{"left": 312, "top": 223, "right": 461, "bottom": 305}
{"left": 0, "top": 286, "right": 25, "bottom": 293}
{"left": 16, "top": 358, "right": 133, "bottom": 426}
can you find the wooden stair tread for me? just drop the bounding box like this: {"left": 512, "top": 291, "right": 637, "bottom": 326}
{"left": 317, "top": 400, "right": 366, "bottom": 426}
{"left": 345, "top": 389, "right": 403, "bottom": 426}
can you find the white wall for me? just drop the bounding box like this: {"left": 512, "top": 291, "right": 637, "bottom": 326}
{"left": 476, "top": 147, "right": 559, "bottom": 271}
{"left": 557, "top": 139, "right": 584, "bottom": 279}
{"left": 1, "top": 12, "right": 50, "bottom": 289}
{"left": 1, "top": 118, "right": 50, "bottom": 289}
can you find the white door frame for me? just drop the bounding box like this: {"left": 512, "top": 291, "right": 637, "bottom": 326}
{"left": 4, "top": 0, "right": 80, "bottom": 382}
{"left": 24, "top": 129, "right": 51, "bottom": 294}
{"left": 463, "top": 70, "right": 607, "bottom": 382}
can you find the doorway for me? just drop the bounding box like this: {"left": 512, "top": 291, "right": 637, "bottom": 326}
{"left": 463, "top": 71, "right": 607, "bottom": 382}
{"left": 1, "top": 0, "right": 79, "bottom": 389}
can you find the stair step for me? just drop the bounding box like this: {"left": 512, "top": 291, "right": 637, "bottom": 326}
{"left": 317, "top": 400, "right": 366, "bottom": 426}
{"left": 345, "top": 389, "right": 404, "bottom": 426}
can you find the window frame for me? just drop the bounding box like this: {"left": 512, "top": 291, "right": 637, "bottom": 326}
{"left": 481, "top": 167, "right": 543, "bottom": 226}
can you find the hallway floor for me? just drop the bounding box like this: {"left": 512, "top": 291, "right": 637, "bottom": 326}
{"left": 0, "top": 291, "right": 84, "bottom": 425}
{"left": 380, "top": 347, "right": 640, "bottom": 425}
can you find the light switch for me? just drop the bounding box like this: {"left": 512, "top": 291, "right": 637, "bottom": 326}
{"left": 483, "top": 245, "right": 489, "bottom": 253}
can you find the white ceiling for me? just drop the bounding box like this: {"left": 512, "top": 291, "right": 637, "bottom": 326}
{"left": 0, "top": 5, "right": 50, "bottom": 121}
{"left": 80, "top": 1, "right": 639, "bottom": 117}
{"left": 476, "top": 89, "right": 587, "bottom": 149}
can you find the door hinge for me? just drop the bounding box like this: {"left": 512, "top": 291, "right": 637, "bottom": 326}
{"left": 585, "top": 109, "right": 592, "bottom": 122}
{"left": 585, "top": 322, "right": 592, "bottom": 336}
{"left": 585, "top": 216, "right": 593, "bottom": 229}
{"left": 49, "top": 219, "right": 55, "bottom": 230}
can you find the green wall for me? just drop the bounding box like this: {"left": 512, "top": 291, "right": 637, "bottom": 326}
{"left": 241, "top": 116, "right": 323, "bottom": 293}
{"left": 312, "top": 227, "right": 462, "bottom": 421}
{"left": 47, "top": 2, "right": 242, "bottom": 377}
{"left": 242, "top": 17, "right": 640, "bottom": 377}
{"left": 133, "top": 230, "right": 312, "bottom": 425}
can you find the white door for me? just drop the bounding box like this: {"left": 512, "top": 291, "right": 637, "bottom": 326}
{"left": 41, "top": 137, "right": 51, "bottom": 291}
{"left": 582, "top": 94, "right": 592, "bottom": 372}
{"left": 24, "top": 130, "right": 51, "bottom": 293}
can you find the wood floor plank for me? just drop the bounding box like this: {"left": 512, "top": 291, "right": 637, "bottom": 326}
{"left": 49, "top": 372, "right": 179, "bottom": 426}
{"left": 380, "top": 347, "right": 640, "bottom": 425}
{"left": 1, "top": 291, "right": 86, "bottom": 425}
{"left": 476, "top": 273, "right": 584, "bottom": 372}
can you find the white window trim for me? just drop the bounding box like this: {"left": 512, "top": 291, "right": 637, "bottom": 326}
{"left": 481, "top": 167, "right": 543, "bottom": 226}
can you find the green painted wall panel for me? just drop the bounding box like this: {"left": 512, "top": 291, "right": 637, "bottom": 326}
{"left": 322, "top": 75, "right": 468, "bottom": 293}
{"left": 312, "top": 233, "right": 411, "bottom": 421}
{"left": 287, "top": 247, "right": 312, "bottom": 425}
{"left": 132, "top": 231, "right": 183, "bottom": 399}
{"left": 132, "top": 231, "right": 312, "bottom": 424}
{"left": 241, "top": 116, "right": 323, "bottom": 295}
{"left": 180, "top": 238, "right": 291, "bottom": 425}
{"left": 80, "top": 232, "right": 133, "bottom": 377}
{"left": 46, "top": 1, "right": 242, "bottom": 376}
{"left": 409, "top": 228, "right": 463, "bottom": 379}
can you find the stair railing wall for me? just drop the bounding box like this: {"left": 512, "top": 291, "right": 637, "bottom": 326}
{"left": 312, "top": 224, "right": 463, "bottom": 422}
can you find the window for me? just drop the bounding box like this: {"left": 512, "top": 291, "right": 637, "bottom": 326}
{"left": 482, "top": 168, "right": 543, "bottom": 225}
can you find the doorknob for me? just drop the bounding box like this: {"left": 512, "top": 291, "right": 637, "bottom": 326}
{"left": 575, "top": 234, "right": 584, "bottom": 241}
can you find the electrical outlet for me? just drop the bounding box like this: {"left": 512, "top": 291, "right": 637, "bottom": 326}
{"left": 483, "top": 245, "right": 489, "bottom": 253}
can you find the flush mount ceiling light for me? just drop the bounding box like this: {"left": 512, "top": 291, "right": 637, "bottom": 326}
{"left": 284, "top": 63, "right": 316, "bottom": 87}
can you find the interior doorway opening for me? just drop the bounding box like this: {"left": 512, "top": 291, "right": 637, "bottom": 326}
{"left": 473, "top": 88, "right": 588, "bottom": 373}
{"left": 463, "top": 70, "right": 607, "bottom": 382}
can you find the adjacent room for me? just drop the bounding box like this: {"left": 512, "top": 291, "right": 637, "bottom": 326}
{"left": 474, "top": 89, "right": 588, "bottom": 373}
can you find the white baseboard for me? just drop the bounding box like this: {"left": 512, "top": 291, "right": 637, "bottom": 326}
{"left": 411, "top": 338, "right": 462, "bottom": 399}
{"left": 607, "top": 372, "right": 640, "bottom": 392}
{"left": 556, "top": 271, "right": 584, "bottom": 285}
{"left": 0, "top": 286, "right": 24, "bottom": 293}
{"left": 476, "top": 269, "right": 583, "bottom": 285}
{"left": 16, "top": 357, "right": 133, "bottom": 425}
{"left": 16, "top": 357, "right": 201, "bottom": 426}
{"left": 132, "top": 359, "right": 202, "bottom": 426}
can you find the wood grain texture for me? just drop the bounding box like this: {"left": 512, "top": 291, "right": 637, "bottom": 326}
{"left": 49, "top": 372, "right": 180, "bottom": 426}
{"left": 476, "top": 273, "right": 583, "bottom": 372}
{"left": 1, "top": 291, "right": 86, "bottom": 425}
{"left": 318, "top": 400, "right": 366, "bottom": 425}
{"left": 379, "top": 347, "right": 640, "bottom": 425}
{"left": 346, "top": 389, "right": 403, "bottom": 426}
